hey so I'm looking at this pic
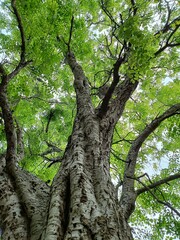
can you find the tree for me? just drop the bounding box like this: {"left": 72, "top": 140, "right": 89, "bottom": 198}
{"left": 0, "top": 0, "right": 180, "bottom": 239}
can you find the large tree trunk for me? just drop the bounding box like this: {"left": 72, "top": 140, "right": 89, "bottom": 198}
{"left": 0, "top": 115, "right": 133, "bottom": 240}
{"left": 0, "top": 52, "right": 136, "bottom": 239}
{"left": 1, "top": 0, "right": 180, "bottom": 237}
{"left": 0, "top": 87, "right": 134, "bottom": 239}
{"left": 42, "top": 113, "right": 133, "bottom": 240}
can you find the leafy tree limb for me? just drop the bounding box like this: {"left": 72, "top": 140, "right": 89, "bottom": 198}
{"left": 124, "top": 103, "right": 180, "bottom": 179}
{"left": 155, "top": 23, "right": 180, "bottom": 56}
{"left": 5, "top": 0, "right": 32, "bottom": 81}
{"left": 100, "top": 0, "right": 120, "bottom": 27}
{"left": 155, "top": 15, "right": 180, "bottom": 36}
{"left": 0, "top": 1, "right": 31, "bottom": 170}
{"left": 134, "top": 176, "right": 180, "bottom": 217}
{"left": 11, "top": 0, "right": 26, "bottom": 62}
{"left": 98, "top": 51, "right": 126, "bottom": 118}
{"left": 120, "top": 103, "right": 180, "bottom": 219}
{"left": 136, "top": 173, "right": 180, "bottom": 195}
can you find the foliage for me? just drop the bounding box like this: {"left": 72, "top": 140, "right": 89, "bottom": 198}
{"left": 0, "top": 0, "right": 180, "bottom": 239}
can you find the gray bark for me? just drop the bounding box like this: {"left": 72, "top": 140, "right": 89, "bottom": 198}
{"left": 0, "top": 52, "right": 134, "bottom": 240}
{"left": 0, "top": 116, "right": 133, "bottom": 240}
{"left": 1, "top": 51, "right": 179, "bottom": 239}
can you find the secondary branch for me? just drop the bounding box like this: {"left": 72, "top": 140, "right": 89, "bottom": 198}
{"left": 11, "top": 0, "right": 26, "bottom": 62}
{"left": 135, "top": 176, "right": 180, "bottom": 217}
{"left": 155, "top": 24, "right": 180, "bottom": 56}
{"left": 6, "top": 0, "right": 31, "bottom": 82}
{"left": 136, "top": 173, "right": 180, "bottom": 195}
{"left": 0, "top": 83, "right": 17, "bottom": 165}
{"left": 126, "top": 103, "right": 180, "bottom": 174}
{"left": 66, "top": 51, "right": 94, "bottom": 117}
{"left": 98, "top": 54, "right": 125, "bottom": 118}
{"left": 120, "top": 103, "right": 180, "bottom": 219}
{"left": 155, "top": 16, "right": 180, "bottom": 36}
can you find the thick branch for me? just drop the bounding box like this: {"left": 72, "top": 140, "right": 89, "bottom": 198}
{"left": 0, "top": 63, "right": 7, "bottom": 78}
{"left": 45, "top": 109, "right": 54, "bottom": 133}
{"left": 11, "top": 0, "right": 26, "bottom": 62}
{"left": 4, "top": 0, "right": 32, "bottom": 82}
{"left": 105, "top": 76, "right": 138, "bottom": 125}
{"left": 62, "top": 15, "right": 74, "bottom": 51}
{"left": 0, "top": 86, "right": 17, "bottom": 164}
{"left": 0, "top": 62, "right": 17, "bottom": 167}
{"left": 120, "top": 103, "right": 180, "bottom": 219}
{"left": 15, "top": 119, "right": 24, "bottom": 161}
{"left": 0, "top": 0, "right": 31, "bottom": 166}
{"left": 66, "top": 51, "right": 94, "bottom": 116}
{"left": 126, "top": 103, "right": 180, "bottom": 176}
{"left": 98, "top": 1, "right": 138, "bottom": 120}
{"left": 98, "top": 55, "right": 125, "bottom": 118}
{"left": 136, "top": 173, "right": 180, "bottom": 195}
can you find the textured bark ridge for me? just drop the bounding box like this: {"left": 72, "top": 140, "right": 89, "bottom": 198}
{"left": 0, "top": 120, "right": 133, "bottom": 240}
{"left": 1, "top": 1, "right": 180, "bottom": 238}
{"left": 0, "top": 51, "right": 135, "bottom": 239}
{"left": 40, "top": 52, "right": 134, "bottom": 239}
{"left": 0, "top": 110, "right": 133, "bottom": 239}
{"left": 0, "top": 154, "right": 50, "bottom": 239}
{"left": 42, "top": 116, "right": 133, "bottom": 240}
{"left": 1, "top": 50, "right": 179, "bottom": 239}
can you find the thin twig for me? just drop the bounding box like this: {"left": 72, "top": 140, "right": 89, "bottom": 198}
{"left": 111, "top": 149, "right": 127, "bottom": 163}
{"left": 132, "top": 176, "right": 180, "bottom": 217}
{"left": 136, "top": 173, "right": 180, "bottom": 195}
